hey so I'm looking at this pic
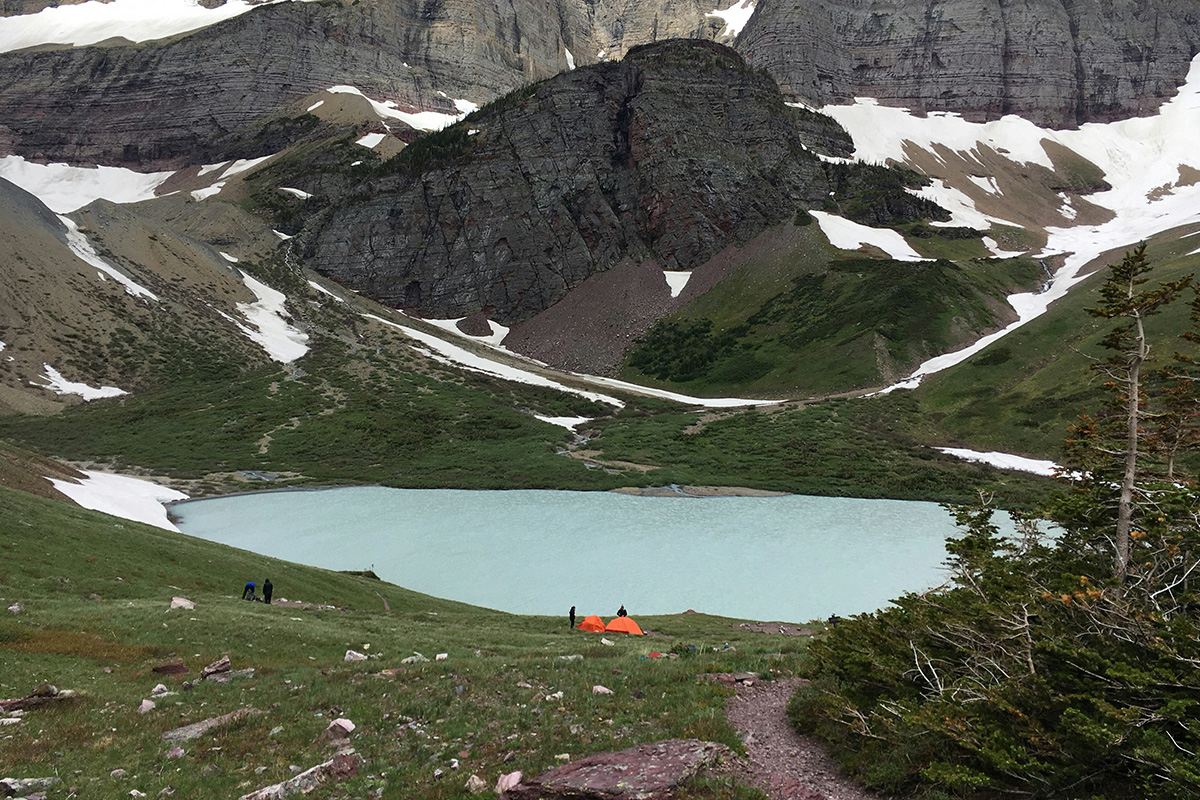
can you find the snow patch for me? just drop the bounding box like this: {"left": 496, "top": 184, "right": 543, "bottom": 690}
{"left": 273, "top": 229, "right": 293, "bottom": 241}
{"left": 0, "top": 0, "right": 303, "bottom": 55}
{"left": 534, "top": 414, "right": 591, "bottom": 430}
{"left": 663, "top": 271, "right": 692, "bottom": 298}
{"left": 811, "top": 210, "right": 929, "bottom": 261}
{"left": 219, "top": 251, "right": 239, "bottom": 263}
{"left": 364, "top": 313, "right": 623, "bottom": 407}
{"left": 564, "top": 48, "right": 575, "bottom": 70}
{"left": 307, "top": 100, "right": 325, "bottom": 112}
{"left": 355, "top": 132, "right": 387, "bottom": 149}
{"left": 190, "top": 182, "right": 225, "bottom": 201}
{"left": 48, "top": 470, "right": 188, "bottom": 532}
{"left": 221, "top": 155, "right": 273, "bottom": 179}
{"left": 423, "top": 316, "right": 510, "bottom": 347}
{"left": 307, "top": 280, "right": 346, "bottom": 303}
{"left": 197, "top": 161, "right": 228, "bottom": 177}
{"left": 967, "top": 175, "right": 1001, "bottom": 195}
{"left": 0, "top": 155, "right": 172, "bottom": 214}
{"left": 982, "top": 236, "right": 1026, "bottom": 258}
{"left": 59, "top": 215, "right": 158, "bottom": 299}
{"left": 937, "top": 447, "right": 1059, "bottom": 477}
{"left": 705, "top": 0, "right": 756, "bottom": 38}
{"left": 327, "top": 85, "right": 476, "bottom": 132}
{"left": 231, "top": 274, "right": 309, "bottom": 363}
{"left": 35, "top": 363, "right": 126, "bottom": 400}
{"left": 278, "top": 187, "right": 312, "bottom": 199}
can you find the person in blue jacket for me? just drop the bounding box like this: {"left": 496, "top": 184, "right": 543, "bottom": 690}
{"left": 242, "top": 580, "right": 256, "bottom": 601}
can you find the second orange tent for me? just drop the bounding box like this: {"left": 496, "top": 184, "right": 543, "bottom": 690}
{"left": 604, "top": 616, "right": 644, "bottom": 635}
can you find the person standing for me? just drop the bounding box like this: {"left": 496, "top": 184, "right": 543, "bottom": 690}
{"left": 617, "top": 605, "right": 627, "bottom": 617}
{"left": 569, "top": 606, "right": 576, "bottom": 628}
{"left": 263, "top": 578, "right": 273, "bottom": 605}
{"left": 242, "top": 580, "right": 256, "bottom": 601}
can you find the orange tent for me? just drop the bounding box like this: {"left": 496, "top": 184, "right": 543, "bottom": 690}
{"left": 604, "top": 616, "right": 644, "bottom": 636}
{"left": 576, "top": 615, "right": 606, "bottom": 632}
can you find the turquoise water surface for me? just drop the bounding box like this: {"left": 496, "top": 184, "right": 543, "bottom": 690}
{"left": 173, "top": 487, "right": 992, "bottom": 622}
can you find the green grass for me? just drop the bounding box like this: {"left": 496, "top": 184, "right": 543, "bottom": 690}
{"left": 916, "top": 239, "right": 1200, "bottom": 455}
{"left": 0, "top": 485, "right": 808, "bottom": 799}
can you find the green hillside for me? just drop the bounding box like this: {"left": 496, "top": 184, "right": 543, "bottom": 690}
{"left": 0, "top": 484, "right": 803, "bottom": 799}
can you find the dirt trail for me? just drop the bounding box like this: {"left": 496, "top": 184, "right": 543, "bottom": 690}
{"left": 724, "top": 677, "right": 891, "bottom": 800}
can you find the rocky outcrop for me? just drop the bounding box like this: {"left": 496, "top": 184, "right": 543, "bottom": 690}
{"left": 305, "top": 40, "right": 844, "bottom": 323}
{"left": 0, "top": 0, "right": 722, "bottom": 168}
{"left": 501, "top": 738, "right": 733, "bottom": 799}
{"left": 737, "top": 0, "right": 1200, "bottom": 127}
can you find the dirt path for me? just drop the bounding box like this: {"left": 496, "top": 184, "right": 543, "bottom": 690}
{"left": 724, "top": 677, "right": 890, "bottom": 800}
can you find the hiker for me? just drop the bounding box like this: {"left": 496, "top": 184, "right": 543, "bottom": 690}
{"left": 263, "top": 578, "right": 273, "bottom": 605}
{"left": 242, "top": 580, "right": 256, "bottom": 601}
{"left": 617, "top": 605, "right": 627, "bottom": 617}
{"left": 569, "top": 606, "right": 576, "bottom": 628}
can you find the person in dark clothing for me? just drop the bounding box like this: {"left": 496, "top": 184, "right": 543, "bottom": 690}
{"left": 242, "top": 581, "right": 256, "bottom": 601}
{"left": 569, "top": 606, "right": 576, "bottom": 628}
{"left": 617, "top": 605, "right": 627, "bottom": 617}
{"left": 263, "top": 579, "right": 273, "bottom": 605}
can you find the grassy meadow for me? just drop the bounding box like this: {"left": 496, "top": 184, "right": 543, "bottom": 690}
{"left": 0, "top": 485, "right": 804, "bottom": 799}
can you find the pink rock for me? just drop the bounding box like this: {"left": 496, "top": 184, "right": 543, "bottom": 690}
{"left": 138, "top": 699, "right": 156, "bottom": 714}
{"left": 495, "top": 771, "right": 522, "bottom": 794}
{"left": 344, "top": 650, "right": 368, "bottom": 662}
{"left": 166, "top": 746, "right": 185, "bottom": 759}
{"left": 169, "top": 597, "right": 195, "bottom": 610}
{"left": 591, "top": 685, "right": 613, "bottom": 695}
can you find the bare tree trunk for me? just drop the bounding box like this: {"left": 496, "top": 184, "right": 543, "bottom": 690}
{"left": 1116, "top": 313, "right": 1147, "bottom": 582}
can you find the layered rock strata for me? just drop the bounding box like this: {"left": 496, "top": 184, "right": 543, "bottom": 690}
{"left": 305, "top": 40, "right": 846, "bottom": 323}
{"left": 737, "top": 0, "right": 1200, "bottom": 127}
{"left": 0, "top": 0, "right": 721, "bottom": 168}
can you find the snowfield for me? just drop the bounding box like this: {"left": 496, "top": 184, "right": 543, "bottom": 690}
{"left": 833, "top": 52, "right": 1200, "bottom": 392}
{"left": 0, "top": 155, "right": 172, "bottom": 214}
{"left": 0, "top": 0, "right": 315, "bottom": 54}
{"left": 48, "top": 470, "right": 188, "bottom": 531}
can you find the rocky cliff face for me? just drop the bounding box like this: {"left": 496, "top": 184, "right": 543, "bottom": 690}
{"left": 0, "top": 0, "right": 721, "bottom": 168}
{"left": 738, "top": 0, "right": 1200, "bottom": 127}
{"left": 304, "top": 40, "right": 846, "bottom": 323}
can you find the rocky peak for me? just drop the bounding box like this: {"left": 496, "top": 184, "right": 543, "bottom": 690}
{"left": 303, "top": 40, "right": 846, "bottom": 323}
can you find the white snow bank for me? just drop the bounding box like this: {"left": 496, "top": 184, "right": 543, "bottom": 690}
{"left": 423, "top": 316, "right": 510, "bottom": 347}
{"left": 405, "top": 314, "right": 776, "bottom": 408}
{"left": 355, "top": 132, "right": 387, "bottom": 149}
{"left": 307, "top": 280, "right": 346, "bottom": 303}
{"left": 982, "top": 236, "right": 1026, "bottom": 259}
{"left": 0, "top": 0, "right": 313, "bottom": 54}
{"left": 663, "top": 271, "right": 691, "bottom": 298}
{"left": 190, "top": 182, "right": 225, "bottom": 201}
{"left": 221, "top": 155, "right": 273, "bottom": 179}
{"left": 0, "top": 155, "right": 172, "bottom": 214}
{"left": 59, "top": 215, "right": 158, "bottom": 299}
{"left": 705, "top": 0, "right": 756, "bottom": 38}
{"left": 327, "top": 85, "right": 477, "bottom": 133}
{"left": 564, "top": 48, "right": 575, "bottom": 70}
{"left": 229, "top": 274, "right": 309, "bottom": 363}
{"left": 278, "top": 187, "right": 312, "bottom": 199}
{"left": 307, "top": 100, "right": 325, "bottom": 112}
{"left": 535, "top": 414, "right": 591, "bottom": 430}
{"left": 937, "top": 447, "right": 1059, "bottom": 477}
{"left": 35, "top": 363, "right": 127, "bottom": 400}
{"left": 48, "top": 470, "right": 188, "bottom": 531}
{"left": 364, "top": 313, "right": 624, "bottom": 407}
{"left": 811, "top": 210, "right": 929, "bottom": 261}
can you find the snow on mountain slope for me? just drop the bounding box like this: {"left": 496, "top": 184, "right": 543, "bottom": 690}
{"left": 829, "top": 53, "right": 1200, "bottom": 391}
{"left": 706, "top": 0, "right": 756, "bottom": 39}
{"left": 327, "top": 85, "right": 477, "bottom": 132}
{"left": 0, "top": 155, "right": 172, "bottom": 213}
{"left": 0, "top": 0, "right": 311, "bottom": 54}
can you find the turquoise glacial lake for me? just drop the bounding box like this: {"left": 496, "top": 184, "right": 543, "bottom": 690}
{"left": 173, "top": 487, "right": 997, "bottom": 622}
